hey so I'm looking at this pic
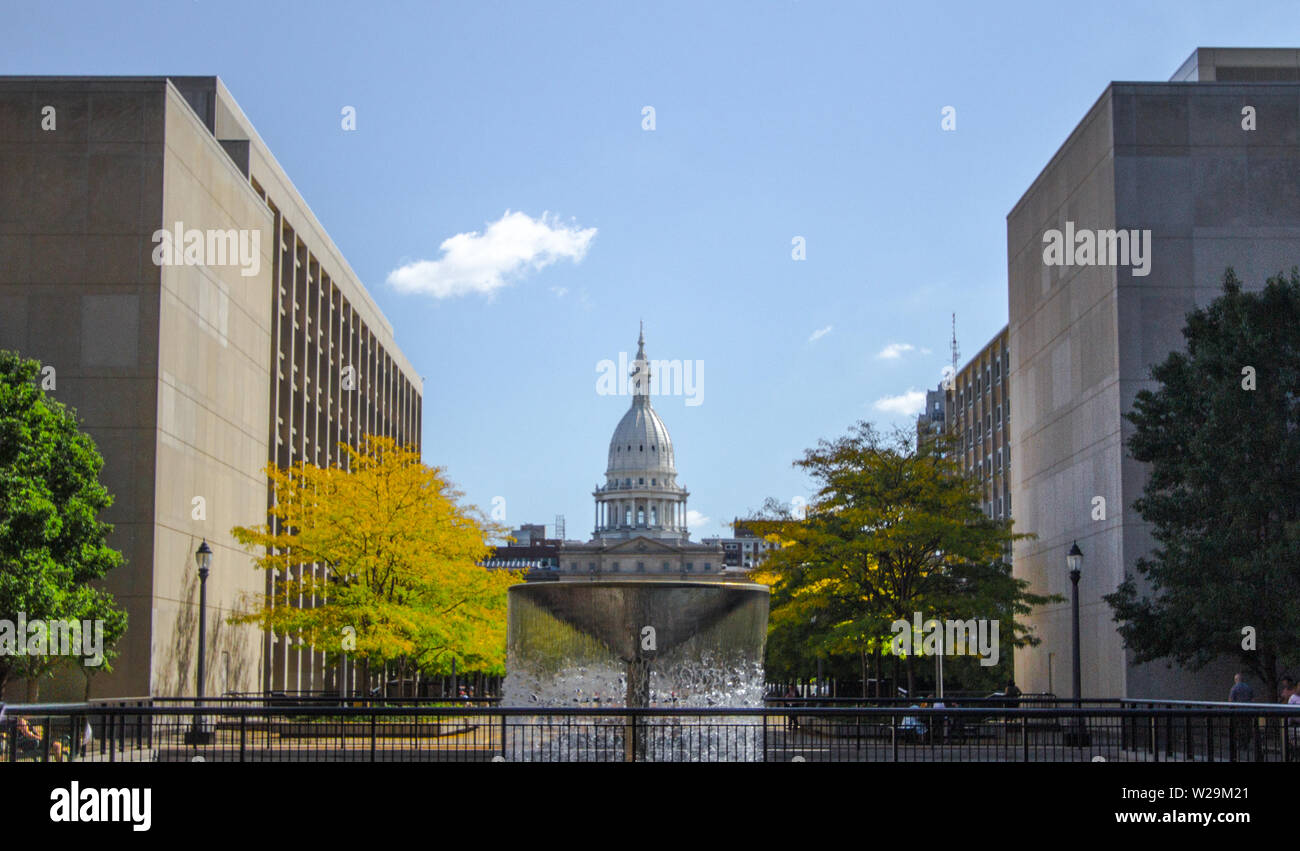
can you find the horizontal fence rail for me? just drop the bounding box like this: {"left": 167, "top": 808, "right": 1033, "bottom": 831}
{"left": 2, "top": 703, "right": 1297, "bottom": 763}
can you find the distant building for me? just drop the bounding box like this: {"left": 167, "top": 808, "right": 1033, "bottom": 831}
{"left": 558, "top": 326, "right": 725, "bottom": 577}
{"left": 702, "top": 519, "right": 780, "bottom": 571}
{"left": 915, "top": 386, "right": 947, "bottom": 448}
{"left": 921, "top": 326, "right": 1011, "bottom": 524}
{"left": 483, "top": 524, "right": 561, "bottom": 572}
{"left": 947, "top": 327, "right": 1011, "bottom": 523}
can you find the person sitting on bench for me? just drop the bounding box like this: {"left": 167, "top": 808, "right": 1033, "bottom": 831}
{"left": 14, "top": 716, "right": 64, "bottom": 761}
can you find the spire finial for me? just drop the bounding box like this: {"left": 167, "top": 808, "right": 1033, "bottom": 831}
{"left": 632, "top": 322, "right": 650, "bottom": 399}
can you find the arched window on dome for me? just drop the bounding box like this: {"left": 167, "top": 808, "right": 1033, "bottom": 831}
{"left": 650, "top": 506, "right": 658, "bottom": 525}
{"left": 637, "top": 507, "right": 645, "bottom": 526}
{"left": 624, "top": 507, "right": 632, "bottom": 525}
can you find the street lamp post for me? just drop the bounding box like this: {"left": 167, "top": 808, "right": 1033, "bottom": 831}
{"left": 1067, "top": 540, "right": 1082, "bottom": 708}
{"left": 187, "top": 540, "right": 214, "bottom": 745}
{"left": 1066, "top": 540, "right": 1089, "bottom": 747}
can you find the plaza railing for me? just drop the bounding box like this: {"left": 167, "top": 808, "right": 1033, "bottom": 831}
{"left": 2, "top": 701, "right": 1297, "bottom": 763}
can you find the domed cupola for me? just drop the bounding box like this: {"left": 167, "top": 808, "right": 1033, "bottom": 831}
{"left": 606, "top": 325, "right": 677, "bottom": 477}
{"left": 591, "top": 324, "right": 690, "bottom": 543}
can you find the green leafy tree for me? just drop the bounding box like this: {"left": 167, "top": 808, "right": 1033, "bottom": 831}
{"left": 751, "top": 422, "right": 1054, "bottom": 696}
{"left": 0, "top": 350, "right": 127, "bottom": 700}
{"left": 1106, "top": 269, "right": 1300, "bottom": 691}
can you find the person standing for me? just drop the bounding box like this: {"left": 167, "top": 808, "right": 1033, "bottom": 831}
{"left": 1228, "top": 673, "right": 1254, "bottom": 703}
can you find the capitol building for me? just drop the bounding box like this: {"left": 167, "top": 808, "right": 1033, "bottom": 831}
{"left": 558, "top": 327, "right": 725, "bottom": 579}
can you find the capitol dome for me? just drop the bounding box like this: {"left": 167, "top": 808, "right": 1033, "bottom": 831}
{"left": 606, "top": 401, "right": 676, "bottom": 476}
{"left": 591, "top": 325, "right": 689, "bottom": 542}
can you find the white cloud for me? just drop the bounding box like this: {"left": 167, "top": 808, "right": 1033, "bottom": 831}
{"left": 550, "top": 286, "right": 569, "bottom": 298}
{"left": 876, "top": 343, "right": 915, "bottom": 360}
{"left": 873, "top": 390, "right": 927, "bottom": 416}
{"left": 686, "top": 509, "right": 710, "bottom": 529}
{"left": 808, "top": 325, "right": 833, "bottom": 343}
{"left": 387, "top": 210, "right": 596, "bottom": 299}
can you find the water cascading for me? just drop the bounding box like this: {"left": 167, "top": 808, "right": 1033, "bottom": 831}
{"left": 503, "top": 579, "right": 770, "bottom": 760}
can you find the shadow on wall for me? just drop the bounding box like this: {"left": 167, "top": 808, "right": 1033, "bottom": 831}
{"left": 157, "top": 552, "right": 255, "bottom": 697}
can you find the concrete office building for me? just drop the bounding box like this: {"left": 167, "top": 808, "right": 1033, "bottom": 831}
{"left": 1007, "top": 48, "right": 1300, "bottom": 699}
{"left": 944, "top": 327, "right": 1012, "bottom": 523}
{"left": 0, "top": 77, "right": 422, "bottom": 699}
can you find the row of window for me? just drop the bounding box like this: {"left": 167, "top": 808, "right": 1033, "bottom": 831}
{"left": 956, "top": 349, "right": 1010, "bottom": 407}
{"left": 969, "top": 447, "right": 1010, "bottom": 477}
{"left": 567, "top": 561, "right": 713, "bottom": 572}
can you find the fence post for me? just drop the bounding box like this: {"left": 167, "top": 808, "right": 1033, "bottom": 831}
{"left": 370, "top": 714, "right": 377, "bottom": 762}
{"left": 1206, "top": 715, "right": 1214, "bottom": 762}
{"left": 240, "top": 715, "right": 247, "bottom": 763}
{"left": 891, "top": 714, "right": 898, "bottom": 762}
{"left": 1021, "top": 715, "right": 1029, "bottom": 762}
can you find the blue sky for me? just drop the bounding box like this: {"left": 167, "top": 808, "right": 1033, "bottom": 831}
{"left": 7, "top": 1, "right": 1300, "bottom": 540}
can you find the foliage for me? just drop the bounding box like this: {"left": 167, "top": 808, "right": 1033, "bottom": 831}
{"left": 232, "top": 435, "right": 519, "bottom": 677}
{"left": 0, "top": 350, "right": 127, "bottom": 700}
{"left": 1106, "top": 268, "right": 1300, "bottom": 690}
{"left": 750, "top": 422, "right": 1053, "bottom": 693}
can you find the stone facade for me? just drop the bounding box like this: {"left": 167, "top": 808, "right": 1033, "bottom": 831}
{"left": 1007, "top": 49, "right": 1300, "bottom": 699}
{"left": 0, "top": 76, "right": 421, "bottom": 698}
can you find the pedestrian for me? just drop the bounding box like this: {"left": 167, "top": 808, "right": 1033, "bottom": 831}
{"left": 1281, "top": 676, "right": 1295, "bottom": 704}
{"left": 1228, "top": 672, "right": 1254, "bottom": 703}
{"left": 1004, "top": 680, "right": 1021, "bottom": 709}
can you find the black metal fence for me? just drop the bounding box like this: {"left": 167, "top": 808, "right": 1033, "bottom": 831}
{"left": 4, "top": 702, "right": 1297, "bottom": 763}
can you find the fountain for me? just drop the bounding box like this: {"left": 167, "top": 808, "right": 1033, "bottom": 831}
{"left": 499, "top": 326, "right": 771, "bottom": 759}
{"left": 502, "top": 578, "right": 770, "bottom": 761}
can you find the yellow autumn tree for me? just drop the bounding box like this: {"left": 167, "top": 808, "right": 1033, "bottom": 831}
{"left": 231, "top": 435, "right": 520, "bottom": 682}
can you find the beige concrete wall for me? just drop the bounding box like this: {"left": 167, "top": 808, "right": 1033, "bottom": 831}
{"left": 0, "top": 80, "right": 167, "bottom": 700}
{"left": 1010, "top": 74, "right": 1300, "bottom": 700}
{"left": 149, "top": 83, "right": 272, "bottom": 697}
{"left": 1007, "top": 88, "right": 1129, "bottom": 700}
